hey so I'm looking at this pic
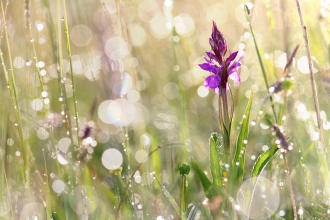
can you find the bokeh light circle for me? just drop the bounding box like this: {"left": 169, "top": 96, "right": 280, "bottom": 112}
{"left": 37, "top": 127, "right": 49, "bottom": 140}
{"left": 297, "top": 56, "right": 318, "bottom": 74}
{"left": 197, "top": 86, "right": 209, "bottom": 97}
{"left": 31, "top": 99, "right": 43, "bottom": 111}
{"left": 128, "top": 24, "right": 147, "bottom": 46}
{"left": 58, "top": 137, "right": 71, "bottom": 153}
{"left": 135, "top": 150, "right": 148, "bottom": 163}
{"left": 70, "top": 25, "right": 92, "bottom": 47}
{"left": 20, "top": 202, "right": 45, "bottom": 220}
{"left": 236, "top": 177, "right": 280, "bottom": 219}
{"left": 105, "top": 37, "right": 132, "bottom": 60}
{"left": 163, "top": 82, "right": 179, "bottom": 99}
{"left": 98, "top": 99, "right": 136, "bottom": 127}
{"left": 57, "top": 154, "right": 68, "bottom": 165}
{"left": 138, "top": 0, "right": 160, "bottom": 22}
{"left": 150, "top": 13, "right": 171, "bottom": 39}
{"left": 127, "top": 90, "right": 140, "bottom": 102}
{"left": 13, "top": 56, "right": 25, "bottom": 69}
{"left": 173, "top": 14, "right": 195, "bottom": 37}
{"left": 154, "top": 113, "right": 171, "bottom": 129}
{"left": 52, "top": 179, "right": 66, "bottom": 194}
{"left": 101, "top": 148, "right": 123, "bottom": 170}
{"left": 207, "top": 4, "right": 228, "bottom": 25}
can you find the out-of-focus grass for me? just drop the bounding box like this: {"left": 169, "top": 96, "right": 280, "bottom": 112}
{"left": 0, "top": 0, "right": 330, "bottom": 219}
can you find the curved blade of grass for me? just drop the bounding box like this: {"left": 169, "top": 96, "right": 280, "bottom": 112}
{"left": 154, "top": 175, "right": 185, "bottom": 219}
{"left": 209, "top": 133, "right": 222, "bottom": 188}
{"left": 191, "top": 157, "right": 213, "bottom": 196}
{"left": 230, "top": 90, "right": 252, "bottom": 190}
{"left": 251, "top": 145, "right": 279, "bottom": 178}
{"left": 191, "top": 157, "right": 224, "bottom": 201}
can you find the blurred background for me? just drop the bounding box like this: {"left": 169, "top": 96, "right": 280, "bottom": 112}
{"left": 1, "top": 0, "right": 330, "bottom": 219}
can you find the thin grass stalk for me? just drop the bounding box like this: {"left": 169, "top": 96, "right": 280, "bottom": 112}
{"left": 1, "top": 110, "right": 13, "bottom": 218}
{"left": 243, "top": 3, "right": 277, "bottom": 123}
{"left": 294, "top": 0, "right": 326, "bottom": 154}
{"left": 0, "top": 1, "right": 27, "bottom": 179}
{"left": 283, "top": 154, "right": 297, "bottom": 220}
{"left": 42, "top": 0, "right": 72, "bottom": 143}
{"left": 0, "top": 52, "right": 27, "bottom": 182}
{"left": 180, "top": 174, "right": 187, "bottom": 217}
{"left": 56, "top": 0, "right": 74, "bottom": 146}
{"left": 42, "top": 149, "right": 52, "bottom": 220}
{"left": 62, "top": 0, "right": 80, "bottom": 146}
{"left": 115, "top": 143, "right": 184, "bottom": 220}
{"left": 28, "top": 23, "right": 45, "bottom": 92}
{"left": 279, "top": 95, "right": 298, "bottom": 219}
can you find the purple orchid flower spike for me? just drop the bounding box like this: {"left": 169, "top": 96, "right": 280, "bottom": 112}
{"left": 199, "top": 21, "right": 244, "bottom": 94}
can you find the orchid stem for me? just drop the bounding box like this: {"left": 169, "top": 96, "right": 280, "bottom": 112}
{"left": 219, "top": 86, "right": 231, "bottom": 156}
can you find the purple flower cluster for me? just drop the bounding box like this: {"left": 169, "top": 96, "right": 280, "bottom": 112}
{"left": 199, "top": 21, "right": 244, "bottom": 94}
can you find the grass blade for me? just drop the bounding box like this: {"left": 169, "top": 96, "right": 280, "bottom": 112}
{"left": 154, "top": 175, "right": 185, "bottom": 219}
{"left": 191, "top": 157, "right": 213, "bottom": 197}
{"left": 251, "top": 145, "right": 279, "bottom": 177}
{"left": 230, "top": 90, "right": 252, "bottom": 192}
{"left": 209, "top": 133, "right": 222, "bottom": 188}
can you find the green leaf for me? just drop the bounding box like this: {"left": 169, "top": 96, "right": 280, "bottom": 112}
{"left": 230, "top": 90, "right": 253, "bottom": 190}
{"left": 191, "top": 157, "right": 213, "bottom": 197}
{"left": 209, "top": 133, "right": 222, "bottom": 188}
{"left": 154, "top": 175, "right": 186, "bottom": 219}
{"left": 251, "top": 145, "right": 279, "bottom": 177}
{"left": 191, "top": 157, "right": 223, "bottom": 200}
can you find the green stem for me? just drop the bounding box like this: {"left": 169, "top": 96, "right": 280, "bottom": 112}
{"left": 62, "top": 0, "right": 80, "bottom": 147}
{"left": 56, "top": 0, "right": 74, "bottom": 148}
{"left": 0, "top": 1, "right": 26, "bottom": 180}
{"left": 28, "top": 24, "right": 45, "bottom": 92}
{"left": 219, "top": 86, "right": 231, "bottom": 156}
{"left": 243, "top": 3, "right": 277, "bottom": 122}
{"left": 294, "top": 0, "right": 326, "bottom": 154}
{"left": 42, "top": 150, "right": 52, "bottom": 220}
{"left": 180, "top": 175, "right": 187, "bottom": 218}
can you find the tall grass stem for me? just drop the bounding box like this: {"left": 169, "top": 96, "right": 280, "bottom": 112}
{"left": 0, "top": 1, "right": 26, "bottom": 178}
{"left": 62, "top": 0, "right": 80, "bottom": 146}
{"left": 243, "top": 3, "right": 277, "bottom": 123}
{"left": 294, "top": 0, "right": 326, "bottom": 154}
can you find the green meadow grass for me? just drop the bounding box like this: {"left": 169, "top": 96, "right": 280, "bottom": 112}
{"left": 1, "top": 0, "right": 330, "bottom": 219}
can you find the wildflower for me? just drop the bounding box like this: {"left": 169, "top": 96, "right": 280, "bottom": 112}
{"left": 272, "top": 124, "right": 293, "bottom": 152}
{"left": 199, "top": 21, "right": 244, "bottom": 94}
{"left": 198, "top": 21, "right": 244, "bottom": 154}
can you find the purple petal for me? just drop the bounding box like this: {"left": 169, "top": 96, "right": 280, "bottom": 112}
{"left": 227, "top": 53, "right": 244, "bottom": 75}
{"left": 203, "top": 56, "right": 212, "bottom": 63}
{"left": 209, "top": 38, "right": 215, "bottom": 48}
{"left": 204, "top": 74, "right": 221, "bottom": 89}
{"left": 218, "top": 42, "right": 227, "bottom": 57}
{"left": 225, "top": 51, "right": 239, "bottom": 66}
{"left": 227, "top": 61, "right": 242, "bottom": 72}
{"left": 206, "top": 52, "right": 217, "bottom": 61}
{"left": 199, "top": 63, "right": 218, "bottom": 74}
{"left": 228, "top": 71, "right": 241, "bottom": 83}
